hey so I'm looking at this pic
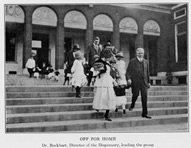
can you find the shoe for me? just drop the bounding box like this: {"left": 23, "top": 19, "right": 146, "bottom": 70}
{"left": 129, "top": 107, "right": 133, "bottom": 111}
{"left": 105, "top": 118, "right": 112, "bottom": 121}
{"left": 123, "top": 109, "right": 126, "bottom": 114}
{"left": 115, "top": 108, "right": 118, "bottom": 112}
{"left": 142, "top": 115, "right": 152, "bottom": 119}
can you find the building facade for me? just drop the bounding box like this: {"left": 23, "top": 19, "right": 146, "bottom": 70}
{"left": 5, "top": 4, "right": 188, "bottom": 84}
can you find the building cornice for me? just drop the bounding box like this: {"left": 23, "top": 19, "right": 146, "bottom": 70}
{"left": 110, "top": 4, "right": 172, "bottom": 14}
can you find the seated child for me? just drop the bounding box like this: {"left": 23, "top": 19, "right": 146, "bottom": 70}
{"left": 33, "top": 66, "right": 41, "bottom": 79}
{"left": 47, "top": 65, "right": 55, "bottom": 80}
{"left": 54, "top": 70, "right": 60, "bottom": 81}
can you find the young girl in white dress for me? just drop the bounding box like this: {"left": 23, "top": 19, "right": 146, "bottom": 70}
{"left": 92, "top": 48, "right": 116, "bottom": 121}
{"left": 71, "top": 51, "right": 87, "bottom": 98}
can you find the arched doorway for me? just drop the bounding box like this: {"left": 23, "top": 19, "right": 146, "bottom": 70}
{"left": 143, "top": 20, "right": 160, "bottom": 76}
{"left": 32, "top": 6, "right": 57, "bottom": 69}
{"left": 119, "top": 17, "right": 138, "bottom": 68}
{"left": 5, "top": 5, "right": 25, "bottom": 74}
{"left": 93, "top": 14, "right": 113, "bottom": 47}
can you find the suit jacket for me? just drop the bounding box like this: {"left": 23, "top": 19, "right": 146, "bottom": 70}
{"left": 126, "top": 57, "right": 150, "bottom": 87}
{"left": 86, "top": 44, "right": 102, "bottom": 67}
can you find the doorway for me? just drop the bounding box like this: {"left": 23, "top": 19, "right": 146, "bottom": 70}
{"left": 64, "top": 37, "right": 72, "bottom": 59}
{"left": 32, "top": 33, "right": 49, "bottom": 68}
{"left": 144, "top": 35, "right": 159, "bottom": 76}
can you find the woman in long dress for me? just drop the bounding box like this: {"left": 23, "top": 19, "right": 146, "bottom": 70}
{"left": 114, "top": 52, "right": 127, "bottom": 114}
{"left": 71, "top": 51, "right": 87, "bottom": 98}
{"left": 92, "top": 47, "right": 116, "bottom": 121}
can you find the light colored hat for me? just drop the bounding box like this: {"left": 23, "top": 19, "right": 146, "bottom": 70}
{"left": 74, "top": 51, "right": 83, "bottom": 60}
{"left": 73, "top": 44, "right": 80, "bottom": 50}
{"left": 94, "top": 55, "right": 99, "bottom": 59}
{"left": 115, "top": 52, "right": 124, "bottom": 58}
{"left": 95, "top": 36, "right": 100, "bottom": 41}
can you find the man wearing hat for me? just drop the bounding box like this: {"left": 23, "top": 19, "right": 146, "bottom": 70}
{"left": 25, "top": 53, "right": 36, "bottom": 78}
{"left": 126, "top": 48, "right": 151, "bottom": 119}
{"left": 64, "top": 44, "right": 81, "bottom": 85}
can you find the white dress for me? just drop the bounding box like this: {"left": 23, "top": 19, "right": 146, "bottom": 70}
{"left": 93, "top": 65, "right": 116, "bottom": 110}
{"left": 115, "top": 60, "right": 127, "bottom": 106}
{"left": 71, "top": 60, "right": 87, "bottom": 87}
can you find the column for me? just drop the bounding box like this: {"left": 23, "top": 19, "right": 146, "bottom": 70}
{"left": 23, "top": 6, "right": 33, "bottom": 68}
{"left": 135, "top": 33, "right": 144, "bottom": 49}
{"left": 85, "top": 18, "right": 93, "bottom": 51}
{"left": 56, "top": 16, "right": 65, "bottom": 70}
{"left": 113, "top": 22, "right": 120, "bottom": 50}
{"left": 135, "top": 21, "right": 144, "bottom": 49}
{"left": 112, "top": 14, "right": 120, "bottom": 50}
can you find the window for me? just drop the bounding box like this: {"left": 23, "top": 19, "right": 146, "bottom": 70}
{"left": 175, "top": 21, "right": 187, "bottom": 63}
{"left": 6, "top": 32, "right": 16, "bottom": 62}
{"left": 174, "top": 8, "right": 186, "bottom": 20}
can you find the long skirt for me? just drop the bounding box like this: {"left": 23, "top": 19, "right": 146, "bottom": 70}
{"left": 93, "top": 87, "right": 116, "bottom": 110}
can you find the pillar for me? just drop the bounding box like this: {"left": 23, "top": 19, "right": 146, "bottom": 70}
{"left": 23, "top": 6, "right": 33, "bottom": 68}
{"left": 135, "top": 21, "right": 144, "bottom": 49}
{"left": 56, "top": 16, "right": 65, "bottom": 70}
{"left": 85, "top": 18, "right": 93, "bottom": 51}
{"left": 113, "top": 23, "right": 120, "bottom": 50}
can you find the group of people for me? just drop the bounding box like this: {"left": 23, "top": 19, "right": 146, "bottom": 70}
{"left": 25, "top": 54, "right": 60, "bottom": 81}
{"left": 65, "top": 36, "right": 152, "bottom": 121}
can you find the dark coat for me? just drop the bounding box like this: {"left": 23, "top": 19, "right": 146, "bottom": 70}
{"left": 126, "top": 57, "right": 150, "bottom": 87}
{"left": 65, "top": 50, "right": 75, "bottom": 72}
{"left": 86, "top": 44, "right": 102, "bottom": 67}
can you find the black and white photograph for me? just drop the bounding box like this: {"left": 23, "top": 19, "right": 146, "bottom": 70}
{"left": 1, "top": 1, "right": 191, "bottom": 148}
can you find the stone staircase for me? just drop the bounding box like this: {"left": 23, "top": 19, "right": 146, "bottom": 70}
{"left": 5, "top": 85, "right": 188, "bottom": 132}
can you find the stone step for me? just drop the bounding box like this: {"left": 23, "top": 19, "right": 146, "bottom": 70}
{"left": 6, "top": 107, "right": 188, "bottom": 124}
{"left": 6, "top": 114, "right": 188, "bottom": 132}
{"left": 6, "top": 86, "right": 188, "bottom": 92}
{"left": 6, "top": 101, "right": 188, "bottom": 114}
{"left": 6, "top": 86, "right": 93, "bottom": 92}
{"left": 6, "top": 91, "right": 188, "bottom": 98}
{"left": 6, "top": 95, "right": 188, "bottom": 106}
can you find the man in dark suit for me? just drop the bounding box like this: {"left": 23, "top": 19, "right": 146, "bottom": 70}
{"left": 86, "top": 37, "right": 102, "bottom": 86}
{"left": 126, "top": 48, "right": 152, "bottom": 119}
{"left": 86, "top": 36, "right": 102, "bottom": 68}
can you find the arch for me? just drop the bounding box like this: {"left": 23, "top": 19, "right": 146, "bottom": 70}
{"left": 119, "top": 17, "right": 138, "bottom": 34}
{"left": 5, "top": 5, "right": 25, "bottom": 23}
{"left": 93, "top": 14, "right": 113, "bottom": 31}
{"left": 32, "top": 6, "right": 57, "bottom": 26}
{"left": 143, "top": 20, "right": 160, "bottom": 36}
{"left": 64, "top": 10, "right": 87, "bottom": 29}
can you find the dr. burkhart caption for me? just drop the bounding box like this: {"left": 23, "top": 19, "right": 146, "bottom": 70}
{"left": 42, "top": 137, "right": 155, "bottom": 148}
